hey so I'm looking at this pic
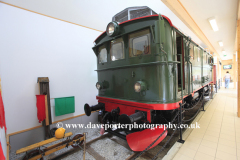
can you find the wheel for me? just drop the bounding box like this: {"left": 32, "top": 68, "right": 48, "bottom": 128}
{"left": 22, "top": 149, "right": 43, "bottom": 160}
{"left": 50, "top": 127, "right": 58, "bottom": 137}
{"left": 71, "top": 133, "right": 84, "bottom": 148}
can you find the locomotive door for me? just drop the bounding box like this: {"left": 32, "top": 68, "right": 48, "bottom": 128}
{"left": 176, "top": 34, "right": 185, "bottom": 95}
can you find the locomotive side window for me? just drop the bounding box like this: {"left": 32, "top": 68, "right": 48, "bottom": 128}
{"left": 208, "top": 56, "right": 211, "bottom": 64}
{"left": 197, "top": 49, "right": 200, "bottom": 62}
{"left": 203, "top": 52, "right": 205, "bottom": 64}
{"left": 190, "top": 44, "right": 194, "bottom": 60}
{"left": 194, "top": 46, "right": 200, "bottom": 62}
{"left": 110, "top": 38, "right": 125, "bottom": 61}
{"left": 98, "top": 45, "right": 107, "bottom": 64}
{"left": 129, "top": 29, "right": 150, "bottom": 57}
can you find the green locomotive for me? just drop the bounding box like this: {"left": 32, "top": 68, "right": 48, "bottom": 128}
{"left": 84, "top": 6, "right": 213, "bottom": 151}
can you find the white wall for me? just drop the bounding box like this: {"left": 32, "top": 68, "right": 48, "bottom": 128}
{"left": 1, "top": 0, "right": 206, "bottom": 48}
{"left": 0, "top": 128, "right": 7, "bottom": 159}
{"left": 0, "top": 62, "right": 7, "bottom": 159}
{"left": 0, "top": 4, "right": 100, "bottom": 134}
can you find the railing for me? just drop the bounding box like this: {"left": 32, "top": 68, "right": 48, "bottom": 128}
{"left": 132, "top": 87, "right": 211, "bottom": 160}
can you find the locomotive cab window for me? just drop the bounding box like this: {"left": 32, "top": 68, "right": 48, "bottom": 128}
{"left": 98, "top": 45, "right": 107, "bottom": 64}
{"left": 110, "top": 38, "right": 125, "bottom": 61}
{"left": 129, "top": 29, "right": 151, "bottom": 57}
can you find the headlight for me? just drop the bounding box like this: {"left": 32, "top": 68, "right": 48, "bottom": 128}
{"left": 107, "top": 23, "right": 114, "bottom": 35}
{"left": 106, "top": 22, "right": 119, "bottom": 37}
{"left": 96, "top": 81, "right": 109, "bottom": 90}
{"left": 134, "top": 81, "right": 146, "bottom": 92}
{"left": 96, "top": 82, "right": 101, "bottom": 90}
{"left": 134, "top": 82, "right": 141, "bottom": 92}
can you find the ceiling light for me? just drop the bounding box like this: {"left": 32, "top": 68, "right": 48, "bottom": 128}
{"left": 222, "top": 50, "right": 226, "bottom": 56}
{"left": 208, "top": 18, "right": 218, "bottom": 31}
{"left": 218, "top": 41, "right": 223, "bottom": 47}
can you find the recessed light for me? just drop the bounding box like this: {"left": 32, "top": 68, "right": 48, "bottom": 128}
{"left": 208, "top": 18, "right": 218, "bottom": 31}
{"left": 218, "top": 41, "right": 223, "bottom": 47}
{"left": 222, "top": 50, "right": 226, "bottom": 56}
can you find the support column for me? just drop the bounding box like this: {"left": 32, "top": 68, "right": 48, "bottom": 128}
{"left": 233, "top": 54, "right": 236, "bottom": 89}
{"left": 237, "top": 20, "right": 240, "bottom": 117}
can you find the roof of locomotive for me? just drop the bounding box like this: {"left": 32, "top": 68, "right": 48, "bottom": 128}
{"left": 112, "top": 6, "right": 157, "bottom": 23}
{"left": 93, "top": 14, "right": 173, "bottom": 42}
{"left": 94, "top": 8, "right": 211, "bottom": 56}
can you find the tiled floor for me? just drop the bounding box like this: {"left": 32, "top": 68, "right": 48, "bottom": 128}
{"left": 173, "top": 86, "right": 239, "bottom": 160}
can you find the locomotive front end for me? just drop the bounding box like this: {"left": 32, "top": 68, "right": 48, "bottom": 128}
{"left": 84, "top": 6, "right": 180, "bottom": 151}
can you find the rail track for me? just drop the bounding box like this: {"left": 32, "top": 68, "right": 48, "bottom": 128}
{"left": 49, "top": 97, "right": 210, "bottom": 160}
{"left": 50, "top": 132, "right": 157, "bottom": 160}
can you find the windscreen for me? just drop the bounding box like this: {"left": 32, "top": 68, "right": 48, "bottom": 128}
{"left": 110, "top": 38, "right": 125, "bottom": 61}
{"left": 98, "top": 45, "right": 107, "bottom": 64}
{"left": 129, "top": 29, "right": 151, "bottom": 57}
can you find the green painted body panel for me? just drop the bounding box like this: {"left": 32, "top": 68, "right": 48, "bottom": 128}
{"left": 93, "top": 15, "right": 212, "bottom": 104}
{"left": 97, "top": 63, "right": 178, "bottom": 103}
{"left": 191, "top": 45, "right": 202, "bottom": 91}
{"left": 202, "top": 51, "right": 213, "bottom": 86}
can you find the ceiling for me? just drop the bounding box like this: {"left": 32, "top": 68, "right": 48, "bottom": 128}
{"left": 0, "top": 0, "right": 238, "bottom": 60}
{"left": 180, "top": 0, "right": 238, "bottom": 60}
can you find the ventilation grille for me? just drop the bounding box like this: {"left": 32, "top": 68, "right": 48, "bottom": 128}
{"left": 112, "top": 6, "right": 157, "bottom": 23}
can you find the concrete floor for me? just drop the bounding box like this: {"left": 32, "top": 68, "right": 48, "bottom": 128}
{"left": 172, "top": 86, "right": 239, "bottom": 160}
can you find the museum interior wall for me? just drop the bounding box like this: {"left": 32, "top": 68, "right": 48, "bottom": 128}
{"left": 0, "top": 3, "right": 100, "bottom": 135}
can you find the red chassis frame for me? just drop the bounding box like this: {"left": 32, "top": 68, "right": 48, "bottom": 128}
{"left": 97, "top": 81, "right": 213, "bottom": 123}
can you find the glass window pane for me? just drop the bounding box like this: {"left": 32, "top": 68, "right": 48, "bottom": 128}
{"left": 194, "top": 46, "right": 200, "bottom": 62}
{"left": 129, "top": 29, "right": 151, "bottom": 57}
{"left": 198, "top": 49, "right": 200, "bottom": 62}
{"left": 98, "top": 45, "right": 107, "bottom": 64}
{"left": 190, "top": 44, "right": 194, "bottom": 60}
{"left": 110, "top": 38, "right": 124, "bottom": 61}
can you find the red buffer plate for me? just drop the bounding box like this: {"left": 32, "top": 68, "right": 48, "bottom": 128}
{"left": 126, "top": 125, "right": 167, "bottom": 151}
